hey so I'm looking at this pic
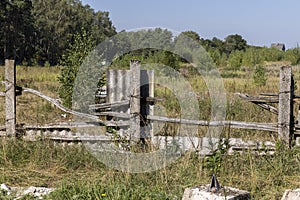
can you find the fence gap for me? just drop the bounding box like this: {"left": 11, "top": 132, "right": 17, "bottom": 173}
{"left": 5, "top": 59, "right": 16, "bottom": 137}
{"left": 278, "top": 66, "right": 294, "bottom": 146}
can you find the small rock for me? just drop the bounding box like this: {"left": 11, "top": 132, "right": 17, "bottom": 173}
{"left": 182, "top": 185, "right": 250, "bottom": 200}
{"left": 0, "top": 183, "right": 11, "bottom": 195}
{"left": 22, "top": 186, "right": 55, "bottom": 198}
{"left": 281, "top": 188, "right": 300, "bottom": 200}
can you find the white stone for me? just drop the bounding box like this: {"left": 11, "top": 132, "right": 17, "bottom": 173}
{"left": 16, "top": 186, "right": 55, "bottom": 199}
{"left": 296, "top": 137, "right": 300, "bottom": 147}
{"left": 281, "top": 188, "right": 300, "bottom": 200}
{"left": 0, "top": 183, "right": 11, "bottom": 195}
{"left": 182, "top": 185, "right": 250, "bottom": 200}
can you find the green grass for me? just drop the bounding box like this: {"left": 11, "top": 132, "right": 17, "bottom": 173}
{"left": 0, "top": 64, "right": 300, "bottom": 199}
{"left": 0, "top": 139, "right": 299, "bottom": 199}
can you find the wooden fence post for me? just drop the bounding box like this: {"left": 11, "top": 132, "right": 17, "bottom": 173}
{"left": 130, "top": 60, "right": 141, "bottom": 143}
{"left": 5, "top": 59, "right": 16, "bottom": 137}
{"left": 278, "top": 66, "right": 294, "bottom": 146}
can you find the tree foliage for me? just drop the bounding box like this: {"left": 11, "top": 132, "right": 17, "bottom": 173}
{"left": 284, "top": 47, "right": 300, "bottom": 65}
{"left": 0, "top": 0, "right": 35, "bottom": 63}
{"left": 224, "top": 34, "right": 248, "bottom": 54}
{"left": 0, "top": 0, "right": 116, "bottom": 65}
{"left": 58, "top": 30, "right": 96, "bottom": 108}
{"left": 111, "top": 28, "right": 180, "bottom": 69}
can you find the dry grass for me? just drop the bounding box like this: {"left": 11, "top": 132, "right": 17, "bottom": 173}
{"left": 0, "top": 66, "right": 65, "bottom": 125}
{"left": 0, "top": 64, "right": 299, "bottom": 199}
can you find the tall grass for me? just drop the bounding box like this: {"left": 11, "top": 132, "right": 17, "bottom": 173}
{"left": 0, "top": 66, "right": 64, "bottom": 125}
{"left": 0, "top": 64, "right": 299, "bottom": 199}
{"left": 0, "top": 139, "right": 299, "bottom": 199}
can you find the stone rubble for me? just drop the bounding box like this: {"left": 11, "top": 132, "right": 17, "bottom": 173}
{"left": 0, "top": 183, "right": 55, "bottom": 199}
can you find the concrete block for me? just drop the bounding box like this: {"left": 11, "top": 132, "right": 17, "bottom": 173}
{"left": 281, "top": 189, "right": 300, "bottom": 200}
{"left": 182, "top": 185, "right": 250, "bottom": 200}
{"left": 295, "top": 137, "right": 300, "bottom": 147}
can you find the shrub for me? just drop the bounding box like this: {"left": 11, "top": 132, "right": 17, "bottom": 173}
{"left": 253, "top": 65, "right": 267, "bottom": 86}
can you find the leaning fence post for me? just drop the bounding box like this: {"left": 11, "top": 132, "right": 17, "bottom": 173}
{"left": 5, "top": 59, "right": 16, "bottom": 137}
{"left": 130, "top": 60, "right": 141, "bottom": 143}
{"left": 278, "top": 66, "right": 294, "bottom": 146}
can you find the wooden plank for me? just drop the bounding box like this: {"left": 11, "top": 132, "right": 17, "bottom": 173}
{"left": 89, "top": 97, "right": 161, "bottom": 111}
{"left": 45, "top": 134, "right": 112, "bottom": 142}
{"left": 147, "top": 115, "right": 278, "bottom": 132}
{"left": 278, "top": 66, "right": 294, "bottom": 146}
{"left": 95, "top": 111, "right": 130, "bottom": 119}
{"left": 235, "top": 93, "right": 279, "bottom": 103}
{"left": 22, "top": 122, "right": 111, "bottom": 129}
{"left": 256, "top": 103, "right": 278, "bottom": 115}
{"left": 5, "top": 59, "right": 16, "bottom": 137}
{"left": 130, "top": 60, "right": 141, "bottom": 142}
{"left": 260, "top": 93, "right": 278, "bottom": 97}
{"left": 21, "top": 87, "right": 124, "bottom": 127}
{"left": 94, "top": 110, "right": 277, "bottom": 131}
{"left": 89, "top": 100, "right": 129, "bottom": 110}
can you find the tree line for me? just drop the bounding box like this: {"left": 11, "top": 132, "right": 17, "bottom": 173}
{"left": 0, "top": 0, "right": 116, "bottom": 66}
{"left": 181, "top": 31, "right": 300, "bottom": 69}
{"left": 1, "top": 0, "right": 300, "bottom": 69}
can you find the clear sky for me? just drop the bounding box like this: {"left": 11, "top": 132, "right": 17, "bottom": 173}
{"left": 81, "top": 0, "right": 300, "bottom": 49}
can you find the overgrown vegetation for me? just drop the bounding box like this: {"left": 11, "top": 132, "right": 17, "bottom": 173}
{"left": 0, "top": 138, "right": 299, "bottom": 199}
{"left": 1, "top": 1, "right": 300, "bottom": 199}
{"left": 0, "top": 61, "right": 300, "bottom": 199}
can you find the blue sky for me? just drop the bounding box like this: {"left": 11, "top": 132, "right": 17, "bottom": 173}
{"left": 81, "top": 0, "right": 300, "bottom": 49}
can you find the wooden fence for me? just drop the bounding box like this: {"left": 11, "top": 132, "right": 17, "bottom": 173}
{"left": 0, "top": 59, "right": 299, "bottom": 147}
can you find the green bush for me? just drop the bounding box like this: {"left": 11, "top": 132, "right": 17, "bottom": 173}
{"left": 284, "top": 47, "right": 300, "bottom": 65}
{"left": 227, "top": 50, "right": 243, "bottom": 70}
{"left": 253, "top": 65, "right": 267, "bottom": 86}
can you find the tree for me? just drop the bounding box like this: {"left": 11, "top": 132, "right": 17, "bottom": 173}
{"left": 180, "top": 31, "right": 201, "bottom": 42}
{"left": 0, "top": 1, "right": 5, "bottom": 63}
{"left": 0, "top": 0, "right": 35, "bottom": 63}
{"left": 211, "top": 37, "right": 225, "bottom": 53}
{"left": 111, "top": 29, "right": 180, "bottom": 70}
{"left": 224, "top": 34, "right": 247, "bottom": 55}
{"left": 32, "top": 0, "right": 116, "bottom": 65}
{"left": 58, "top": 30, "right": 96, "bottom": 108}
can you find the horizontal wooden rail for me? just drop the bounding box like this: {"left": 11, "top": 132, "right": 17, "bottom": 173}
{"left": 235, "top": 93, "right": 279, "bottom": 103}
{"left": 89, "top": 100, "right": 129, "bottom": 110}
{"left": 21, "top": 87, "right": 125, "bottom": 127}
{"left": 147, "top": 115, "right": 278, "bottom": 132}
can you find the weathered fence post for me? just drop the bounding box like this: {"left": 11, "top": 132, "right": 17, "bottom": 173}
{"left": 278, "top": 66, "right": 294, "bottom": 146}
{"left": 5, "top": 59, "right": 16, "bottom": 137}
{"left": 130, "top": 60, "right": 141, "bottom": 143}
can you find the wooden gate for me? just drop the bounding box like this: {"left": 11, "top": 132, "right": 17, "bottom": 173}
{"left": 1, "top": 59, "right": 299, "bottom": 148}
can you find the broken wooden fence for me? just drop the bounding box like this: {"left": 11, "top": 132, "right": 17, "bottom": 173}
{"left": 0, "top": 59, "right": 299, "bottom": 147}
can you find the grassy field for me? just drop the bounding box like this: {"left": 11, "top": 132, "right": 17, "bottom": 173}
{"left": 0, "top": 64, "right": 300, "bottom": 199}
